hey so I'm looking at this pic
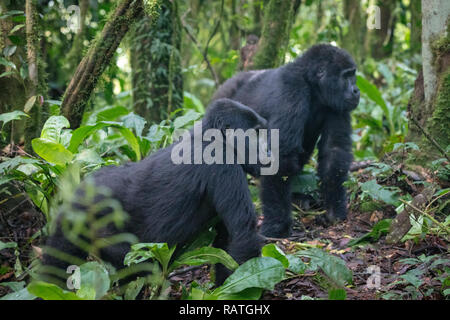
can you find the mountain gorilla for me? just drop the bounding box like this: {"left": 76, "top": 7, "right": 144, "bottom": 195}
{"left": 41, "top": 98, "right": 267, "bottom": 286}
{"left": 212, "top": 44, "right": 360, "bottom": 237}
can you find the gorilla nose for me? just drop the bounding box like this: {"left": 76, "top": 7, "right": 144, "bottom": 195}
{"left": 353, "top": 87, "right": 360, "bottom": 96}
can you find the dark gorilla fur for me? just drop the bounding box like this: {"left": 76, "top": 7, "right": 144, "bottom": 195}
{"left": 212, "top": 44, "right": 360, "bottom": 237}
{"left": 41, "top": 98, "right": 267, "bottom": 286}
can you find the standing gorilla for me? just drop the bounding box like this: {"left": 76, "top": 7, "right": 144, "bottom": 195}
{"left": 41, "top": 98, "right": 267, "bottom": 286}
{"left": 212, "top": 44, "right": 360, "bottom": 237}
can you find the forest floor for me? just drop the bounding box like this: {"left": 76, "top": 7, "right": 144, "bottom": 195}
{"left": 0, "top": 155, "right": 449, "bottom": 300}
{"left": 168, "top": 209, "right": 448, "bottom": 300}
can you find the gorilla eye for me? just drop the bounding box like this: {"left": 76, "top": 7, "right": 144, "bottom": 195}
{"left": 342, "top": 68, "right": 356, "bottom": 78}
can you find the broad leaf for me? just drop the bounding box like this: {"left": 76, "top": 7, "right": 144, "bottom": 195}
{"left": 27, "top": 281, "right": 82, "bottom": 300}
{"left": 213, "top": 257, "right": 285, "bottom": 296}
{"left": 32, "top": 138, "right": 73, "bottom": 166}
{"left": 171, "top": 247, "right": 238, "bottom": 271}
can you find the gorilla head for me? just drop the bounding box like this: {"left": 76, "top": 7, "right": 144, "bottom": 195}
{"left": 204, "top": 98, "right": 268, "bottom": 132}
{"left": 299, "top": 44, "right": 360, "bottom": 113}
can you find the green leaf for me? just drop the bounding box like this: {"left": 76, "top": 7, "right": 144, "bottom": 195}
{"left": 261, "top": 244, "right": 289, "bottom": 268}
{"left": 0, "top": 157, "right": 41, "bottom": 173}
{"left": 122, "top": 112, "right": 147, "bottom": 137}
{"left": 0, "top": 240, "right": 17, "bottom": 250}
{"left": 0, "top": 110, "right": 29, "bottom": 128}
{"left": 27, "top": 281, "right": 82, "bottom": 300}
{"left": 3, "top": 45, "right": 17, "bottom": 57}
{"left": 0, "top": 57, "right": 16, "bottom": 69}
{"left": 9, "top": 24, "right": 24, "bottom": 34}
{"left": 297, "top": 248, "right": 352, "bottom": 287}
{"left": 213, "top": 257, "right": 285, "bottom": 296}
{"left": 173, "top": 110, "right": 202, "bottom": 129}
{"left": 183, "top": 91, "right": 205, "bottom": 113}
{"left": 211, "top": 287, "right": 263, "bottom": 300}
{"left": 360, "top": 179, "right": 400, "bottom": 206}
{"left": 0, "top": 71, "right": 14, "bottom": 78}
{"left": 124, "top": 278, "right": 145, "bottom": 300}
{"left": 76, "top": 262, "right": 110, "bottom": 300}
{"left": 40, "top": 115, "right": 71, "bottom": 143}
{"left": 171, "top": 247, "right": 239, "bottom": 271}
{"left": 348, "top": 219, "right": 392, "bottom": 246}
{"left": 356, "top": 75, "right": 388, "bottom": 113}
{"left": 69, "top": 122, "right": 140, "bottom": 160}
{"left": 328, "top": 288, "right": 347, "bottom": 300}
{"left": 124, "top": 243, "right": 176, "bottom": 273}
{"left": 96, "top": 106, "right": 129, "bottom": 121}
{"left": 32, "top": 138, "right": 73, "bottom": 166}
{"left": 286, "top": 254, "right": 307, "bottom": 274}
{"left": 400, "top": 269, "right": 423, "bottom": 289}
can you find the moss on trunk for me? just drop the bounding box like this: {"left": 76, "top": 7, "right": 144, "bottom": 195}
{"left": 130, "top": 0, "right": 183, "bottom": 125}
{"left": 251, "top": 0, "right": 295, "bottom": 70}
{"left": 61, "top": 0, "right": 155, "bottom": 129}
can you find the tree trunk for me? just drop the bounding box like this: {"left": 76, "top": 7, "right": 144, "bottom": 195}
{"left": 251, "top": 0, "right": 296, "bottom": 70}
{"left": 24, "top": 0, "right": 48, "bottom": 153}
{"left": 341, "top": 0, "right": 365, "bottom": 65}
{"left": 61, "top": 0, "right": 148, "bottom": 129}
{"left": 407, "top": 0, "right": 450, "bottom": 160}
{"left": 410, "top": 0, "right": 422, "bottom": 56}
{"left": 0, "top": 0, "right": 27, "bottom": 148}
{"left": 130, "top": 0, "right": 183, "bottom": 125}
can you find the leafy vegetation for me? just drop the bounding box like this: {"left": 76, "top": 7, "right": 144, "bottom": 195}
{"left": 0, "top": 0, "right": 449, "bottom": 301}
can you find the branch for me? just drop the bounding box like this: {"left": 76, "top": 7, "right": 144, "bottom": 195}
{"left": 180, "top": 8, "right": 220, "bottom": 87}
{"left": 409, "top": 111, "right": 450, "bottom": 161}
{"left": 61, "top": 0, "right": 146, "bottom": 129}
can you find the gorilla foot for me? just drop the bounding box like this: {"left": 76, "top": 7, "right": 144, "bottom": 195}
{"left": 260, "top": 221, "right": 292, "bottom": 238}
{"left": 315, "top": 209, "right": 346, "bottom": 227}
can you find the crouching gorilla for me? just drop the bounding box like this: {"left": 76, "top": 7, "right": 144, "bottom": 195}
{"left": 212, "top": 44, "right": 360, "bottom": 237}
{"left": 41, "top": 98, "right": 267, "bottom": 286}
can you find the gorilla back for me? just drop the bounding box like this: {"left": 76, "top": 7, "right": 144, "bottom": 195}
{"left": 41, "top": 98, "right": 267, "bottom": 286}
{"left": 212, "top": 44, "right": 360, "bottom": 237}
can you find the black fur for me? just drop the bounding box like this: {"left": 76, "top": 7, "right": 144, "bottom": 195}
{"left": 212, "top": 44, "right": 360, "bottom": 237}
{"left": 41, "top": 98, "right": 267, "bottom": 286}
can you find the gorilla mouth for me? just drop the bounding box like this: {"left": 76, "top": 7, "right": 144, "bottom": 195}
{"left": 344, "top": 97, "right": 360, "bottom": 109}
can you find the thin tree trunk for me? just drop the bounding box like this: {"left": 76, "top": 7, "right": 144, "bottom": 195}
{"left": 251, "top": 0, "right": 296, "bottom": 69}
{"left": 24, "top": 0, "right": 48, "bottom": 153}
{"left": 407, "top": 0, "right": 450, "bottom": 159}
{"left": 369, "top": 0, "right": 397, "bottom": 59}
{"left": 131, "top": 0, "right": 183, "bottom": 125}
{"left": 410, "top": 0, "right": 422, "bottom": 56}
{"left": 341, "top": 0, "right": 365, "bottom": 65}
{"left": 61, "top": 0, "right": 148, "bottom": 129}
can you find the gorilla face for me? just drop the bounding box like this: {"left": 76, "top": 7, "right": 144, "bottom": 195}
{"left": 303, "top": 45, "right": 360, "bottom": 113}
{"left": 318, "top": 66, "right": 360, "bottom": 113}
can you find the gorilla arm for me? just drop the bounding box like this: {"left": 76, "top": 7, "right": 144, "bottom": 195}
{"left": 317, "top": 111, "right": 353, "bottom": 221}
{"left": 207, "top": 165, "right": 262, "bottom": 264}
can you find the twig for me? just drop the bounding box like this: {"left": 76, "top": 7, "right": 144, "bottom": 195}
{"left": 168, "top": 265, "right": 202, "bottom": 278}
{"left": 180, "top": 8, "right": 220, "bottom": 87}
{"left": 410, "top": 113, "right": 450, "bottom": 161}
{"left": 350, "top": 160, "right": 374, "bottom": 172}
{"left": 400, "top": 199, "right": 450, "bottom": 234}
{"left": 203, "top": 0, "right": 224, "bottom": 59}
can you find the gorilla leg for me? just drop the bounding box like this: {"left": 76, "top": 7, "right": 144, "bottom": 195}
{"left": 259, "top": 175, "right": 293, "bottom": 237}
